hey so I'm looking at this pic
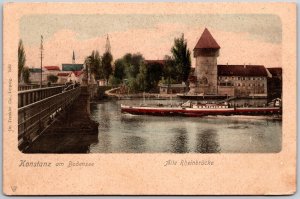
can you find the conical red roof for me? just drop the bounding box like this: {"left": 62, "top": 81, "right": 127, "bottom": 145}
{"left": 194, "top": 28, "right": 220, "bottom": 50}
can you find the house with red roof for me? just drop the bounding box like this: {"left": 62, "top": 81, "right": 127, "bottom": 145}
{"left": 44, "top": 66, "right": 61, "bottom": 76}
{"left": 57, "top": 72, "right": 71, "bottom": 84}
{"left": 67, "top": 70, "right": 85, "bottom": 83}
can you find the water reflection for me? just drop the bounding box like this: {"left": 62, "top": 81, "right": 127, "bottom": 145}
{"left": 89, "top": 99, "right": 282, "bottom": 153}
{"left": 171, "top": 128, "right": 189, "bottom": 153}
{"left": 120, "top": 115, "right": 145, "bottom": 130}
{"left": 195, "top": 129, "right": 221, "bottom": 153}
{"left": 121, "top": 135, "right": 146, "bottom": 153}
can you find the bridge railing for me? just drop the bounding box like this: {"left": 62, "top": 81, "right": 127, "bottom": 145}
{"left": 18, "top": 87, "right": 81, "bottom": 147}
{"left": 18, "top": 86, "right": 66, "bottom": 108}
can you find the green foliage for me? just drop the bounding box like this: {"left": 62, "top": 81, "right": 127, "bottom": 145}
{"left": 22, "top": 67, "right": 30, "bottom": 84}
{"left": 111, "top": 53, "right": 145, "bottom": 93}
{"left": 162, "top": 55, "right": 177, "bottom": 85}
{"left": 113, "top": 59, "right": 126, "bottom": 80}
{"left": 123, "top": 53, "right": 144, "bottom": 78}
{"left": 126, "top": 77, "right": 139, "bottom": 93}
{"left": 85, "top": 50, "right": 102, "bottom": 80}
{"left": 171, "top": 33, "right": 191, "bottom": 83}
{"left": 102, "top": 51, "right": 113, "bottom": 83}
{"left": 136, "top": 64, "right": 147, "bottom": 91}
{"left": 109, "top": 75, "right": 122, "bottom": 86}
{"left": 47, "top": 74, "right": 58, "bottom": 83}
{"left": 144, "top": 62, "right": 163, "bottom": 91}
{"left": 18, "top": 39, "right": 26, "bottom": 82}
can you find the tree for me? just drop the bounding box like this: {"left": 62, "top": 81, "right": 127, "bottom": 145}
{"left": 113, "top": 59, "right": 126, "bottom": 80}
{"left": 18, "top": 39, "right": 26, "bottom": 82}
{"left": 47, "top": 74, "right": 58, "bottom": 83}
{"left": 163, "top": 55, "right": 177, "bottom": 89}
{"left": 145, "top": 62, "right": 163, "bottom": 92}
{"left": 84, "top": 50, "right": 102, "bottom": 80}
{"left": 102, "top": 51, "right": 113, "bottom": 84}
{"left": 123, "top": 53, "right": 144, "bottom": 78}
{"left": 22, "top": 67, "right": 30, "bottom": 84}
{"left": 171, "top": 34, "right": 191, "bottom": 83}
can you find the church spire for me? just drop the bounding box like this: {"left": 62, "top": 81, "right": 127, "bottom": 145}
{"left": 72, "top": 50, "right": 75, "bottom": 64}
{"left": 105, "top": 34, "right": 111, "bottom": 53}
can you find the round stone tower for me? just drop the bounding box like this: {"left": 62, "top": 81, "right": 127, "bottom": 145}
{"left": 193, "top": 28, "right": 220, "bottom": 95}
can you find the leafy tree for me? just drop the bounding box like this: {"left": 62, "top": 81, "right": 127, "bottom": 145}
{"left": 18, "top": 39, "right": 26, "bottom": 82}
{"left": 136, "top": 63, "right": 147, "bottom": 91}
{"left": 162, "top": 55, "right": 177, "bottom": 88}
{"left": 47, "top": 74, "right": 58, "bottom": 83}
{"left": 85, "top": 50, "right": 102, "bottom": 80}
{"left": 113, "top": 59, "right": 125, "bottom": 80}
{"left": 112, "top": 53, "right": 145, "bottom": 93}
{"left": 22, "top": 67, "right": 30, "bottom": 84}
{"left": 123, "top": 53, "right": 144, "bottom": 78}
{"left": 102, "top": 51, "right": 113, "bottom": 84}
{"left": 126, "top": 77, "right": 139, "bottom": 93}
{"left": 171, "top": 33, "right": 191, "bottom": 83}
{"left": 109, "top": 75, "right": 122, "bottom": 87}
{"left": 145, "top": 62, "right": 163, "bottom": 91}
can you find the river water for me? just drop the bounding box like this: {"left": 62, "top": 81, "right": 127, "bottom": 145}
{"left": 89, "top": 99, "right": 281, "bottom": 153}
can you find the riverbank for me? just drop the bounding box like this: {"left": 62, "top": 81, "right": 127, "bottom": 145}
{"left": 105, "top": 87, "right": 177, "bottom": 100}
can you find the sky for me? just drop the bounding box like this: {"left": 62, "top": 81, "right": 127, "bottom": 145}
{"left": 20, "top": 14, "right": 282, "bottom": 68}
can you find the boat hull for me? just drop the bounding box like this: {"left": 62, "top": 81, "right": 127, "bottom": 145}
{"left": 121, "top": 105, "right": 281, "bottom": 117}
{"left": 121, "top": 106, "right": 235, "bottom": 117}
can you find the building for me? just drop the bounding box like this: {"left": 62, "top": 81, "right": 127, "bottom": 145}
{"left": 62, "top": 64, "right": 84, "bottom": 71}
{"left": 67, "top": 71, "right": 84, "bottom": 83}
{"left": 217, "top": 65, "right": 268, "bottom": 98}
{"left": 57, "top": 72, "right": 71, "bottom": 84}
{"left": 62, "top": 51, "right": 84, "bottom": 71}
{"left": 44, "top": 66, "right": 60, "bottom": 76}
{"left": 266, "top": 67, "right": 282, "bottom": 99}
{"left": 190, "top": 28, "right": 269, "bottom": 98}
{"left": 193, "top": 28, "right": 220, "bottom": 95}
{"left": 28, "top": 67, "right": 48, "bottom": 84}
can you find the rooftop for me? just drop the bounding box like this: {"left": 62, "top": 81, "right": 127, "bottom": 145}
{"left": 29, "top": 68, "right": 43, "bottom": 73}
{"left": 57, "top": 72, "right": 71, "bottom": 77}
{"left": 194, "top": 28, "right": 220, "bottom": 50}
{"left": 267, "top": 67, "right": 282, "bottom": 77}
{"left": 44, "top": 66, "right": 60, "bottom": 71}
{"left": 217, "top": 65, "right": 268, "bottom": 77}
{"left": 62, "top": 64, "right": 84, "bottom": 71}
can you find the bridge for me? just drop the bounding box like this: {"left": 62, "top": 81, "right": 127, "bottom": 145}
{"left": 18, "top": 83, "right": 99, "bottom": 152}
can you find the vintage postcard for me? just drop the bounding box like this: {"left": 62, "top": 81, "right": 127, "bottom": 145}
{"left": 3, "top": 2, "right": 296, "bottom": 195}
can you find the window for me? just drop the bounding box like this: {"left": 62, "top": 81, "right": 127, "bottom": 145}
{"left": 232, "top": 76, "right": 234, "bottom": 80}
{"left": 238, "top": 77, "right": 241, "bottom": 80}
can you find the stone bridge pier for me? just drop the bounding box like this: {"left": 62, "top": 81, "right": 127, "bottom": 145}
{"left": 21, "top": 85, "right": 99, "bottom": 153}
